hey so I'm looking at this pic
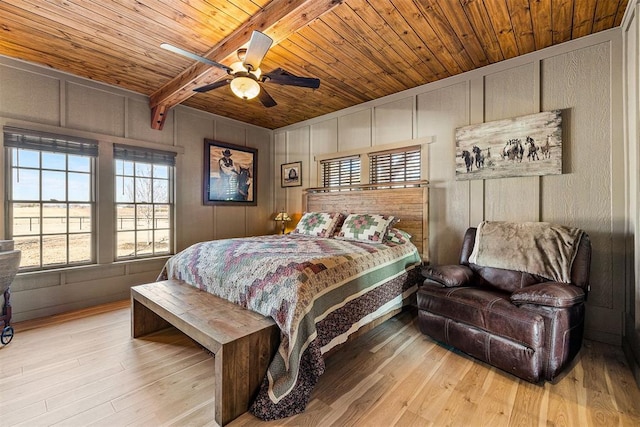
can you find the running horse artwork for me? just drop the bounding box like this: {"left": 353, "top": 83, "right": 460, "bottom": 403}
{"left": 461, "top": 150, "right": 473, "bottom": 172}
{"left": 526, "top": 136, "right": 540, "bottom": 161}
{"left": 541, "top": 135, "right": 552, "bottom": 159}
{"left": 203, "top": 139, "right": 258, "bottom": 206}
{"left": 503, "top": 139, "right": 524, "bottom": 162}
{"left": 472, "top": 145, "right": 485, "bottom": 169}
{"left": 454, "top": 110, "right": 563, "bottom": 180}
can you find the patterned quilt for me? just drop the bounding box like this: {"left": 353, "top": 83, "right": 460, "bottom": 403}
{"left": 159, "top": 233, "right": 421, "bottom": 419}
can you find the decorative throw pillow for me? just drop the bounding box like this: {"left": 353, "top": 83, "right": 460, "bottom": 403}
{"left": 386, "top": 228, "right": 412, "bottom": 245}
{"left": 291, "top": 212, "right": 343, "bottom": 238}
{"left": 336, "top": 214, "right": 397, "bottom": 242}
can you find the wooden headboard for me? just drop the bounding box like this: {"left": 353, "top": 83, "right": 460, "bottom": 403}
{"left": 304, "top": 186, "right": 429, "bottom": 261}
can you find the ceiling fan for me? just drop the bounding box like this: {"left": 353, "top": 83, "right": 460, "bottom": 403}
{"left": 161, "top": 31, "right": 320, "bottom": 107}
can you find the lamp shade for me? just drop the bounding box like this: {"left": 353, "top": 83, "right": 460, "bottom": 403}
{"left": 274, "top": 212, "right": 291, "bottom": 222}
{"left": 230, "top": 76, "right": 260, "bottom": 100}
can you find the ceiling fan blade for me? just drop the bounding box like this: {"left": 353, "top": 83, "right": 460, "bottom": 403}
{"left": 161, "top": 43, "right": 232, "bottom": 73}
{"left": 262, "top": 68, "right": 320, "bottom": 89}
{"left": 257, "top": 86, "right": 277, "bottom": 108}
{"left": 193, "top": 78, "right": 232, "bottom": 93}
{"left": 243, "top": 31, "right": 273, "bottom": 71}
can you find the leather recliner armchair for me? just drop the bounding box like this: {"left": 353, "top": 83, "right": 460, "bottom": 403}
{"left": 417, "top": 226, "right": 591, "bottom": 383}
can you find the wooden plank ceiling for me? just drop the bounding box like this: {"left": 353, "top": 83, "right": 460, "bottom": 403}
{"left": 0, "top": 0, "right": 629, "bottom": 130}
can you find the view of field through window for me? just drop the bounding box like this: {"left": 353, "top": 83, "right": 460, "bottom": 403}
{"left": 8, "top": 143, "right": 172, "bottom": 269}
{"left": 9, "top": 146, "right": 95, "bottom": 269}
{"left": 115, "top": 160, "right": 171, "bottom": 259}
{"left": 12, "top": 203, "right": 92, "bottom": 268}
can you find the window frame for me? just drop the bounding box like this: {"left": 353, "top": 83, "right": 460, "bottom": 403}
{"left": 114, "top": 144, "right": 176, "bottom": 261}
{"left": 369, "top": 145, "right": 421, "bottom": 187}
{"left": 3, "top": 126, "right": 181, "bottom": 274}
{"left": 314, "top": 139, "right": 429, "bottom": 190}
{"left": 321, "top": 155, "right": 361, "bottom": 189}
{"left": 4, "top": 128, "right": 98, "bottom": 271}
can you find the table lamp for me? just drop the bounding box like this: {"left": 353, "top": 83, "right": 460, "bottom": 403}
{"left": 274, "top": 211, "right": 291, "bottom": 234}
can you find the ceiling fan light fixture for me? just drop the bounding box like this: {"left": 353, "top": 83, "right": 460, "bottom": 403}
{"left": 230, "top": 61, "right": 261, "bottom": 79}
{"left": 230, "top": 76, "right": 261, "bottom": 100}
{"left": 162, "top": 31, "right": 317, "bottom": 108}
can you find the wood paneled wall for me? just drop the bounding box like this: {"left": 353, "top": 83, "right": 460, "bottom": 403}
{"left": 275, "top": 29, "right": 625, "bottom": 346}
{"left": 622, "top": 0, "right": 640, "bottom": 386}
{"left": 0, "top": 55, "right": 273, "bottom": 322}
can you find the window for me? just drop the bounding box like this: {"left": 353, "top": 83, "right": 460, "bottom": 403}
{"left": 321, "top": 155, "right": 361, "bottom": 189}
{"left": 114, "top": 144, "right": 175, "bottom": 259}
{"left": 369, "top": 146, "right": 421, "bottom": 185}
{"left": 4, "top": 127, "right": 98, "bottom": 270}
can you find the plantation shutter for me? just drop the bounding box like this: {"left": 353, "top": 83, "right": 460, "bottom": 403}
{"left": 321, "top": 155, "right": 360, "bottom": 188}
{"left": 369, "top": 146, "right": 421, "bottom": 185}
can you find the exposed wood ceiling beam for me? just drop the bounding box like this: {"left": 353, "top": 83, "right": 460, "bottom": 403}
{"left": 149, "top": 0, "right": 343, "bottom": 130}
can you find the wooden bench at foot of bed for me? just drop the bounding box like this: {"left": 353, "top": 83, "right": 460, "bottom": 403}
{"left": 131, "top": 279, "right": 279, "bottom": 426}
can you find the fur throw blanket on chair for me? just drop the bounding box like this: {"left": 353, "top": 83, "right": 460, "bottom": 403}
{"left": 468, "top": 221, "right": 585, "bottom": 283}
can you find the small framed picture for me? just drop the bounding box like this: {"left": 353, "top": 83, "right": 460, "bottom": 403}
{"left": 281, "top": 161, "right": 302, "bottom": 187}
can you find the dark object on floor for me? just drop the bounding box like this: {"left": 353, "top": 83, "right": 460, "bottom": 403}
{"left": 0, "top": 240, "right": 21, "bottom": 345}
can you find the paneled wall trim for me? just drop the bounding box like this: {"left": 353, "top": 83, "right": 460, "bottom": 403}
{"left": 275, "top": 28, "right": 625, "bottom": 346}
{"left": 0, "top": 55, "right": 272, "bottom": 322}
{"left": 622, "top": 0, "right": 640, "bottom": 387}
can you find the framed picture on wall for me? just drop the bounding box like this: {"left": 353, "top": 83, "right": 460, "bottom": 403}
{"left": 281, "top": 161, "right": 302, "bottom": 187}
{"left": 203, "top": 139, "right": 257, "bottom": 206}
{"left": 454, "top": 110, "right": 563, "bottom": 181}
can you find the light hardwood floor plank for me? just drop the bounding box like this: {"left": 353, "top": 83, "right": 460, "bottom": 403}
{"left": 437, "top": 361, "right": 490, "bottom": 426}
{"left": 1, "top": 301, "right": 639, "bottom": 426}
{"left": 602, "top": 342, "right": 640, "bottom": 420}
{"left": 355, "top": 336, "right": 439, "bottom": 425}
{"left": 409, "top": 347, "right": 474, "bottom": 422}
{"left": 166, "top": 397, "right": 215, "bottom": 427}
{"left": 582, "top": 341, "right": 622, "bottom": 426}
{"left": 545, "top": 364, "right": 582, "bottom": 427}
{"left": 473, "top": 370, "right": 519, "bottom": 426}
{"left": 509, "top": 381, "right": 545, "bottom": 426}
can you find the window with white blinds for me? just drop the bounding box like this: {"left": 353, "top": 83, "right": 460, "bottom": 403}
{"left": 321, "top": 155, "right": 360, "bottom": 188}
{"left": 369, "top": 146, "right": 421, "bottom": 185}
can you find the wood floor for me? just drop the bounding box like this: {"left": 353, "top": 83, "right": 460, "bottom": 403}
{"left": 1, "top": 301, "right": 639, "bottom": 426}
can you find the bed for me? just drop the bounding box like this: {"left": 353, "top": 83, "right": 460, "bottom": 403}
{"left": 133, "top": 185, "right": 428, "bottom": 423}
